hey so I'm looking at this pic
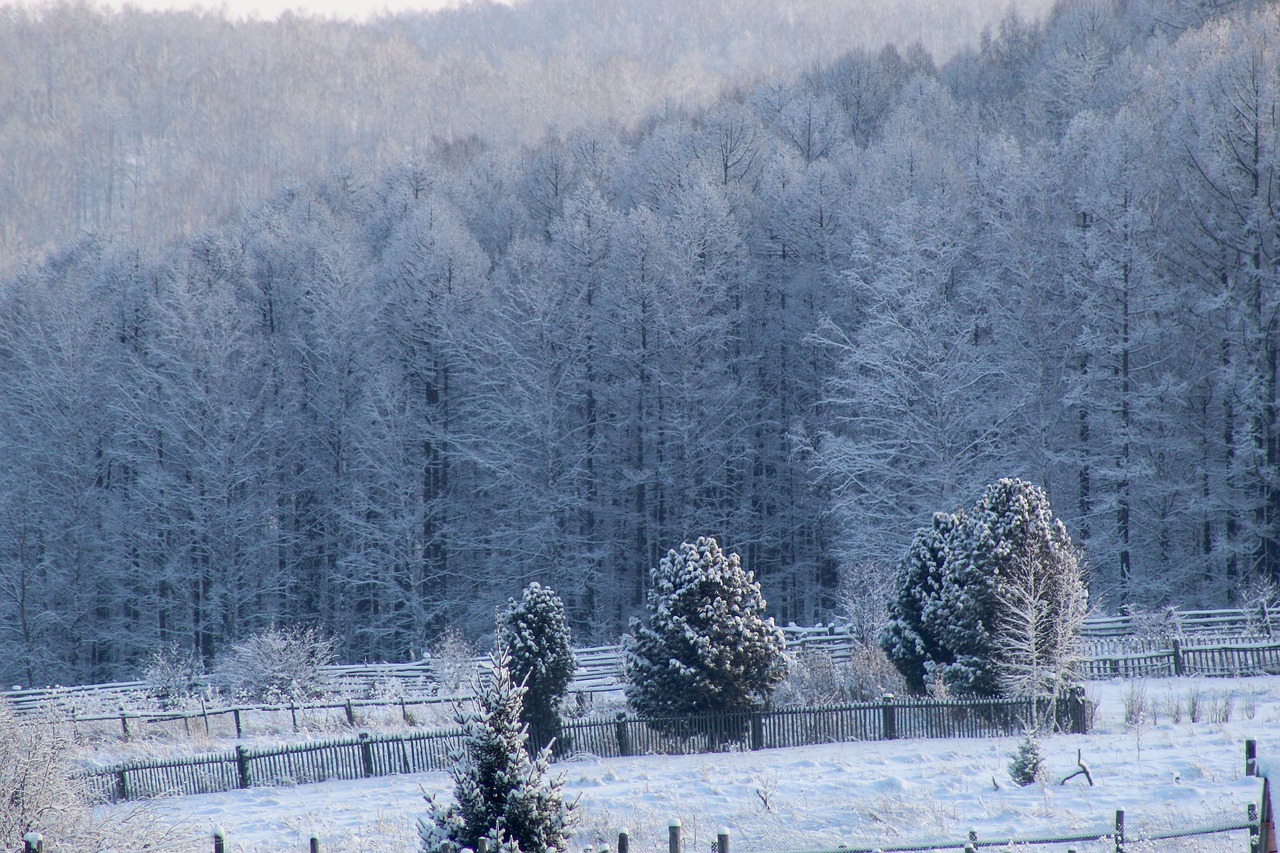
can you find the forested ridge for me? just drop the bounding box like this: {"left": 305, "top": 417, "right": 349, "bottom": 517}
{"left": 0, "top": 0, "right": 1054, "bottom": 275}
{"left": 2, "top": 0, "right": 1279, "bottom": 686}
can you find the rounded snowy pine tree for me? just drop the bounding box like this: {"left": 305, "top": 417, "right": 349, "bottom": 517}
{"left": 882, "top": 479, "right": 1085, "bottom": 698}
{"left": 498, "top": 582, "right": 577, "bottom": 751}
{"left": 418, "top": 646, "right": 574, "bottom": 853}
{"left": 937, "top": 478, "right": 1082, "bottom": 696}
{"left": 623, "top": 537, "right": 787, "bottom": 727}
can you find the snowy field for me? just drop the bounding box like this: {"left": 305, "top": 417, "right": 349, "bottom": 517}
{"left": 106, "top": 676, "right": 1280, "bottom": 853}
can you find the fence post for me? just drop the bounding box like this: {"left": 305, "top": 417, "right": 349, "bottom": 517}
{"left": 881, "top": 694, "right": 897, "bottom": 740}
{"left": 617, "top": 828, "right": 629, "bottom": 853}
{"left": 120, "top": 712, "right": 130, "bottom": 740}
{"left": 236, "top": 744, "right": 251, "bottom": 789}
{"left": 213, "top": 826, "right": 225, "bottom": 853}
{"left": 750, "top": 712, "right": 763, "bottom": 751}
{"left": 310, "top": 835, "right": 321, "bottom": 853}
{"left": 615, "top": 712, "right": 631, "bottom": 757}
{"left": 1114, "top": 809, "right": 1125, "bottom": 853}
{"left": 117, "top": 767, "right": 129, "bottom": 802}
{"left": 233, "top": 708, "right": 243, "bottom": 739}
{"left": 1172, "top": 637, "right": 1185, "bottom": 676}
{"left": 717, "top": 827, "right": 729, "bottom": 853}
{"left": 1249, "top": 803, "right": 1260, "bottom": 853}
{"left": 478, "top": 838, "right": 489, "bottom": 853}
{"left": 345, "top": 700, "right": 356, "bottom": 727}
{"left": 1247, "top": 739, "right": 1259, "bottom": 776}
{"left": 669, "top": 819, "right": 681, "bottom": 853}
{"left": 359, "top": 731, "right": 375, "bottom": 777}
{"left": 1262, "top": 776, "right": 1277, "bottom": 853}
{"left": 22, "top": 832, "right": 43, "bottom": 853}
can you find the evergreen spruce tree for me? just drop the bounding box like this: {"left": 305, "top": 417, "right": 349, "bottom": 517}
{"left": 498, "top": 582, "right": 577, "bottom": 751}
{"left": 881, "top": 479, "right": 1086, "bottom": 698}
{"left": 418, "top": 647, "right": 574, "bottom": 853}
{"left": 1008, "top": 730, "right": 1045, "bottom": 786}
{"left": 880, "top": 512, "right": 963, "bottom": 694}
{"left": 623, "top": 537, "right": 787, "bottom": 726}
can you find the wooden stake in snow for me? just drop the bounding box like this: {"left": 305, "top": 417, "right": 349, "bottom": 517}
{"left": 1060, "top": 749, "right": 1094, "bottom": 786}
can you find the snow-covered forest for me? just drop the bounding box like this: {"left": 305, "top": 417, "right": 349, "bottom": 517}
{"left": 2, "top": 0, "right": 1279, "bottom": 687}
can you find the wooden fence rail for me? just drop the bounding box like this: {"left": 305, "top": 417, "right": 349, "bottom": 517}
{"left": 81, "top": 694, "right": 1088, "bottom": 804}
{"left": 16, "top": 636, "right": 1280, "bottom": 743}
{"left": 12, "top": 619, "right": 1280, "bottom": 731}
{"left": 1082, "top": 638, "right": 1280, "bottom": 680}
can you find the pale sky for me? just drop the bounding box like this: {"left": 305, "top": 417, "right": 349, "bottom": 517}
{"left": 64, "top": 0, "right": 513, "bottom": 21}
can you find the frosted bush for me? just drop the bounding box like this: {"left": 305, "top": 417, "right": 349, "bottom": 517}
{"left": 141, "top": 642, "right": 206, "bottom": 710}
{"left": 214, "top": 626, "right": 335, "bottom": 704}
{"left": 429, "top": 627, "right": 480, "bottom": 696}
{"left": 775, "top": 644, "right": 905, "bottom": 706}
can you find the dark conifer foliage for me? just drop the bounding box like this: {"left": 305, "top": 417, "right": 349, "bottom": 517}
{"left": 624, "top": 538, "right": 787, "bottom": 718}
{"left": 498, "top": 583, "right": 577, "bottom": 750}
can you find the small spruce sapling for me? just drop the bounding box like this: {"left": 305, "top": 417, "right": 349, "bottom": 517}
{"left": 418, "top": 646, "right": 575, "bottom": 853}
{"left": 1008, "top": 731, "right": 1045, "bottom": 787}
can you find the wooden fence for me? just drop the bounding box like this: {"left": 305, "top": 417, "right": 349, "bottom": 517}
{"left": 81, "top": 693, "right": 1088, "bottom": 804}
{"left": 1082, "top": 637, "right": 1280, "bottom": 680}
{"left": 17, "top": 635, "right": 1280, "bottom": 744}
{"left": 1079, "top": 606, "right": 1276, "bottom": 638}
{"left": 12, "top": 613, "right": 1280, "bottom": 730}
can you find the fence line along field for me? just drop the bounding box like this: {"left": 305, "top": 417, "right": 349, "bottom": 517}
{"left": 11, "top": 608, "right": 1276, "bottom": 716}
{"left": 80, "top": 693, "right": 1092, "bottom": 803}
{"left": 97, "top": 675, "right": 1279, "bottom": 853}
{"left": 10, "top": 624, "right": 1280, "bottom": 748}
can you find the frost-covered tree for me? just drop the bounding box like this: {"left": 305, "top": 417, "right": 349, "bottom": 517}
{"left": 881, "top": 479, "right": 1086, "bottom": 697}
{"left": 213, "top": 626, "right": 335, "bottom": 703}
{"left": 498, "top": 583, "right": 577, "bottom": 750}
{"left": 418, "top": 647, "right": 574, "bottom": 853}
{"left": 994, "top": 542, "right": 1089, "bottom": 715}
{"left": 624, "top": 537, "right": 787, "bottom": 719}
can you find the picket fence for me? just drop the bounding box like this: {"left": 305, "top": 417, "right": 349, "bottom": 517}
{"left": 8, "top": 608, "right": 1276, "bottom": 718}
{"left": 1082, "top": 637, "right": 1280, "bottom": 680}
{"left": 81, "top": 693, "right": 1089, "bottom": 804}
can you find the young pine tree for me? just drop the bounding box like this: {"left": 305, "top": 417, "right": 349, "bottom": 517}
{"left": 624, "top": 537, "right": 787, "bottom": 722}
{"left": 1008, "top": 730, "right": 1045, "bottom": 786}
{"left": 498, "top": 582, "right": 577, "bottom": 751}
{"left": 419, "top": 647, "right": 575, "bottom": 853}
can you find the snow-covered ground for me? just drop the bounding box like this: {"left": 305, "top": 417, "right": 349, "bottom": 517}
{"left": 105, "top": 676, "right": 1280, "bottom": 852}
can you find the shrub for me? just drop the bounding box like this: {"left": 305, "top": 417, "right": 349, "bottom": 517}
{"left": 774, "top": 644, "right": 905, "bottom": 706}
{"left": 1, "top": 701, "right": 89, "bottom": 849}
{"left": 214, "top": 625, "right": 335, "bottom": 703}
{"left": 141, "top": 642, "right": 205, "bottom": 709}
{"left": 429, "top": 627, "right": 480, "bottom": 696}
